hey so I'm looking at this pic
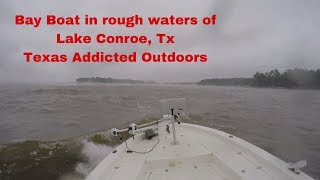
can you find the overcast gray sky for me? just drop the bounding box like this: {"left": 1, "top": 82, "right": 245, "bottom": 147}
{"left": 0, "top": 0, "right": 320, "bottom": 83}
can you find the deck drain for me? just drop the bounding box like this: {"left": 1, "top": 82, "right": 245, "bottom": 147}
{"left": 165, "top": 169, "right": 169, "bottom": 172}
{"left": 237, "top": 152, "right": 242, "bottom": 155}
{"left": 229, "top": 135, "right": 233, "bottom": 138}
{"left": 162, "top": 146, "right": 166, "bottom": 149}
{"left": 241, "top": 170, "right": 246, "bottom": 173}
{"left": 114, "top": 166, "right": 120, "bottom": 169}
{"left": 256, "top": 166, "right": 262, "bottom": 170}
{"left": 193, "top": 165, "right": 198, "bottom": 169}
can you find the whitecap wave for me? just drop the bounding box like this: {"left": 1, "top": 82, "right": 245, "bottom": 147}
{"left": 75, "top": 140, "right": 113, "bottom": 177}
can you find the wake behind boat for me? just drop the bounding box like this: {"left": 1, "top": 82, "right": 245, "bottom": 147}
{"left": 86, "top": 98, "right": 314, "bottom": 180}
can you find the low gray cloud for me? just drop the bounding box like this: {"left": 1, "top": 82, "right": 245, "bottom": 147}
{"left": 0, "top": 0, "right": 319, "bottom": 83}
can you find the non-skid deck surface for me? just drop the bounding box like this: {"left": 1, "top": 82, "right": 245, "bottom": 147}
{"left": 86, "top": 123, "right": 313, "bottom": 180}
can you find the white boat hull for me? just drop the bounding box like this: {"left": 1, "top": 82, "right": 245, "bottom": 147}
{"left": 86, "top": 122, "right": 314, "bottom": 180}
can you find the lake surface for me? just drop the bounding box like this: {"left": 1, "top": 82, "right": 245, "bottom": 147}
{"left": 0, "top": 84, "right": 319, "bottom": 179}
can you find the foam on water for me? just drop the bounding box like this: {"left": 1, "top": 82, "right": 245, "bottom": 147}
{"left": 75, "top": 140, "right": 113, "bottom": 177}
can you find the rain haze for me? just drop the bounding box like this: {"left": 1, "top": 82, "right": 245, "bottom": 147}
{"left": 0, "top": 0, "right": 319, "bottom": 83}
{"left": 1, "top": 1, "right": 320, "bottom": 179}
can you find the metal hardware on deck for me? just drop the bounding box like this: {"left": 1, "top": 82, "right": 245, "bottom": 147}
{"left": 166, "top": 125, "right": 170, "bottom": 133}
{"left": 170, "top": 108, "right": 179, "bottom": 145}
{"left": 288, "top": 160, "right": 307, "bottom": 174}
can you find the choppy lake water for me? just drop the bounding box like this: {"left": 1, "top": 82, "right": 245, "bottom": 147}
{"left": 0, "top": 84, "right": 319, "bottom": 179}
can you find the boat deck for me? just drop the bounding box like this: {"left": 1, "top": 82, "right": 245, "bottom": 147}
{"left": 86, "top": 123, "right": 313, "bottom": 180}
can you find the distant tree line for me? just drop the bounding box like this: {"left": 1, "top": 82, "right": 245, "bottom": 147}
{"left": 198, "top": 78, "right": 252, "bottom": 86}
{"left": 252, "top": 69, "right": 320, "bottom": 88}
{"left": 76, "top": 77, "right": 155, "bottom": 84}
{"left": 198, "top": 69, "right": 320, "bottom": 89}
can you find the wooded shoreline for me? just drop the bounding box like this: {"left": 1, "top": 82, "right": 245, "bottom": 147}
{"left": 198, "top": 69, "right": 320, "bottom": 89}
